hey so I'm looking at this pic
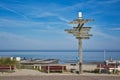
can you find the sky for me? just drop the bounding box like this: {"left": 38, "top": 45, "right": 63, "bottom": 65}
{"left": 0, "top": 0, "right": 120, "bottom": 50}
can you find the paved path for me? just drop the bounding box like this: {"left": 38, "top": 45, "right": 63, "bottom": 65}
{"left": 0, "top": 75, "right": 120, "bottom": 80}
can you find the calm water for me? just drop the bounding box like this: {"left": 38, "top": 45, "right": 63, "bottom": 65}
{"left": 0, "top": 50, "right": 120, "bottom": 63}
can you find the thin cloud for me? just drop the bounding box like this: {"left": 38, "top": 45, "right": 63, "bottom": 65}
{"left": 27, "top": 9, "right": 70, "bottom": 23}
{"left": 92, "top": 28, "right": 117, "bottom": 40}
{"left": 0, "top": 4, "right": 28, "bottom": 20}
{"left": 0, "top": 1, "right": 75, "bottom": 24}
{"left": 29, "top": 11, "right": 57, "bottom": 18}
{"left": 98, "top": 0, "right": 120, "bottom": 4}
{"left": 55, "top": 3, "right": 83, "bottom": 12}
{"left": 0, "top": 18, "right": 67, "bottom": 28}
{"left": 0, "top": 31, "right": 45, "bottom": 49}
{"left": 111, "top": 28, "right": 120, "bottom": 31}
{"left": 58, "top": 17, "right": 69, "bottom": 22}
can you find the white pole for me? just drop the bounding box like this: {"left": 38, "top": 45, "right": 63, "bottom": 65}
{"left": 104, "top": 50, "right": 106, "bottom": 61}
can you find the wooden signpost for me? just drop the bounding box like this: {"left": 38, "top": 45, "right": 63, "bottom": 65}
{"left": 65, "top": 12, "right": 94, "bottom": 74}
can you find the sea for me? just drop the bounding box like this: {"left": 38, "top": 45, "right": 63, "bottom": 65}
{"left": 0, "top": 50, "right": 120, "bottom": 63}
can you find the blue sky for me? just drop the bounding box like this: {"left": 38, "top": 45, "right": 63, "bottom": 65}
{"left": 0, "top": 0, "right": 120, "bottom": 50}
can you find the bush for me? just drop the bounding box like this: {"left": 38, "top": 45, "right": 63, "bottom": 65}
{"left": 0, "top": 57, "right": 20, "bottom": 68}
{"left": 93, "top": 69, "right": 100, "bottom": 73}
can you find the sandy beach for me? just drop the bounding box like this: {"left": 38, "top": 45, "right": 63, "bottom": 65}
{"left": 0, "top": 75, "right": 120, "bottom": 80}
{"left": 0, "top": 64, "right": 120, "bottom": 80}
{"left": 0, "top": 68, "right": 119, "bottom": 76}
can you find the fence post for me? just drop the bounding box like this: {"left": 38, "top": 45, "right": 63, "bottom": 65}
{"left": 99, "top": 64, "right": 101, "bottom": 73}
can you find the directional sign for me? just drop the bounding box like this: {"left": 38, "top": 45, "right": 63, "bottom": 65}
{"left": 68, "top": 19, "right": 94, "bottom": 24}
{"left": 65, "top": 27, "right": 91, "bottom": 32}
{"left": 65, "top": 27, "right": 92, "bottom": 39}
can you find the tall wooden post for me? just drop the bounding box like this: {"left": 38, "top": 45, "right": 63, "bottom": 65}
{"left": 78, "top": 38, "right": 82, "bottom": 73}
{"left": 65, "top": 12, "right": 93, "bottom": 74}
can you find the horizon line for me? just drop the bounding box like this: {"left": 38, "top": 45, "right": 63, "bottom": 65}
{"left": 0, "top": 49, "right": 120, "bottom": 52}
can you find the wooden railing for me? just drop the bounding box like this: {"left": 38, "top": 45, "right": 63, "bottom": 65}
{"left": 0, "top": 66, "right": 15, "bottom": 72}
{"left": 41, "top": 65, "right": 66, "bottom": 73}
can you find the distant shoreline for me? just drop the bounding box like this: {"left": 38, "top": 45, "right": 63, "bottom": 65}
{"left": 0, "top": 50, "right": 120, "bottom": 52}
